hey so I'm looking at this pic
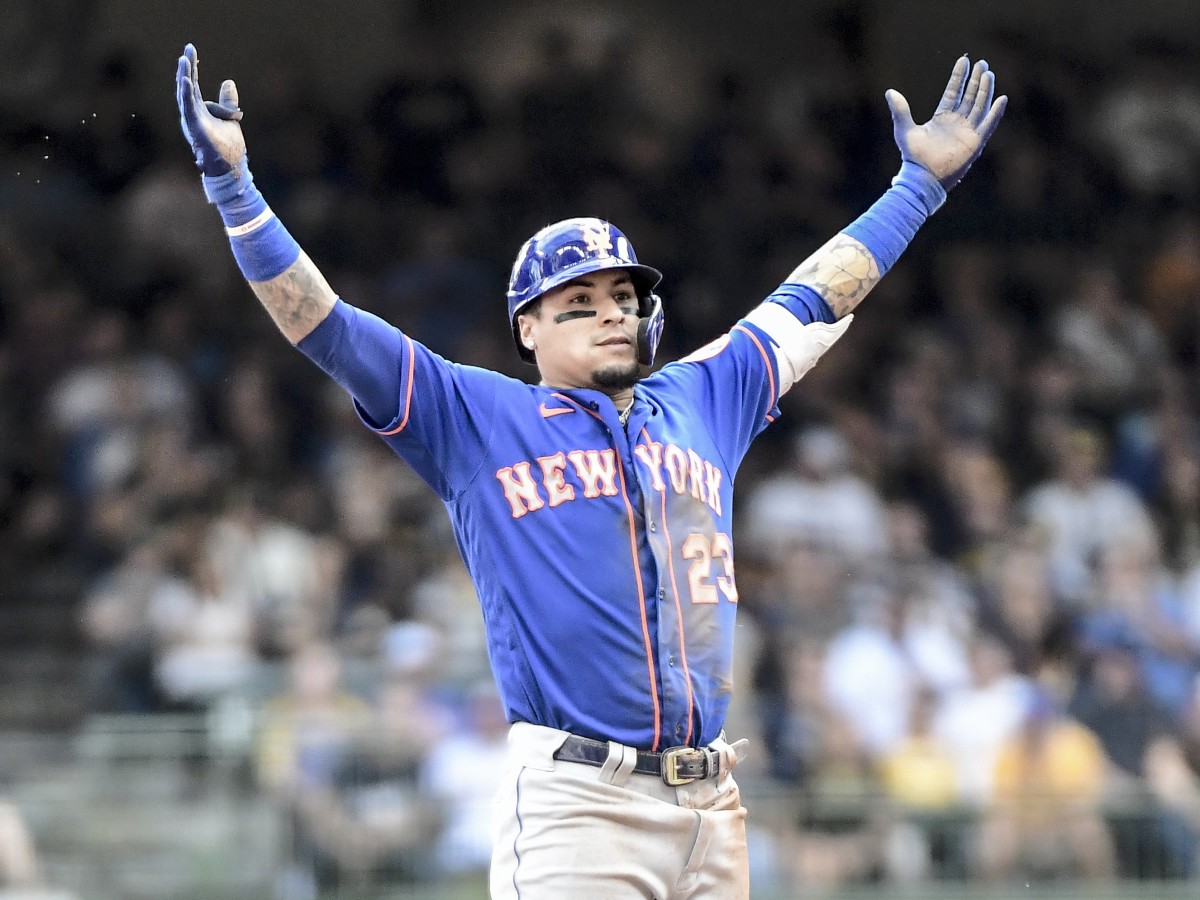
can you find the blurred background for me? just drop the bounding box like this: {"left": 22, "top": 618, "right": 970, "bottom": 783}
{"left": 3, "top": 0, "right": 1200, "bottom": 897}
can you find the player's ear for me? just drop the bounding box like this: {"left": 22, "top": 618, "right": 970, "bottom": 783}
{"left": 517, "top": 316, "right": 536, "bottom": 352}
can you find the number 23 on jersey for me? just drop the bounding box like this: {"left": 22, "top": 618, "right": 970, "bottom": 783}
{"left": 682, "top": 532, "right": 738, "bottom": 604}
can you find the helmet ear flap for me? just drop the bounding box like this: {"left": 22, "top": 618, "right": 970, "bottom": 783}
{"left": 636, "top": 293, "right": 665, "bottom": 367}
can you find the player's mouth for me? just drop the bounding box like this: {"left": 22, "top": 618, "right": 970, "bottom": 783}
{"left": 597, "top": 335, "right": 631, "bottom": 347}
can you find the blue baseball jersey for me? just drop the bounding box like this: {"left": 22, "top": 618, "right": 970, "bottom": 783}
{"left": 302, "top": 299, "right": 801, "bottom": 751}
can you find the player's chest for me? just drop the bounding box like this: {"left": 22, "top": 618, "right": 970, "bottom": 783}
{"left": 485, "top": 407, "right": 727, "bottom": 523}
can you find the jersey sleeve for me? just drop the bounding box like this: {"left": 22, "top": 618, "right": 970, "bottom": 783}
{"left": 654, "top": 283, "right": 839, "bottom": 472}
{"left": 653, "top": 320, "right": 781, "bottom": 473}
{"left": 296, "top": 299, "right": 502, "bottom": 500}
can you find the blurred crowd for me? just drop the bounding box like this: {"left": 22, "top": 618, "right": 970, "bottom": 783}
{"left": 5, "top": 4, "right": 1200, "bottom": 895}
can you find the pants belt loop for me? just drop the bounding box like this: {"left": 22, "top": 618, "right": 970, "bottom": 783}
{"left": 599, "top": 740, "right": 638, "bottom": 786}
{"left": 707, "top": 731, "right": 750, "bottom": 782}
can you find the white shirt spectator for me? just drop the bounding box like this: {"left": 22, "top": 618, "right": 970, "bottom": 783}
{"left": 744, "top": 424, "right": 889, "bottom": 563}
{"left": 822, "top": 619, "right": 916, "bottom": 756}
{"left": 1021, "top": 427, "right": 1157, "bottom": 605}
{"left": 205, "top": 492, "right": 339, "bottom": 653}
{"left": 148, "top": 555, "right": 258, "bottom": 705}
{"left": 419, "top": 684, "right": 510, "bottom": 876}
{"left": 933, "top": 635, "right": 1033, "bottom": 805}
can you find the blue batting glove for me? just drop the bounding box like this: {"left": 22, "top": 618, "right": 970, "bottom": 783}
{"left": 176, "top": 43, "right": 246, "bottom": 177}
{"left": 885, "top": 55, "right": 1008, "bottom": 190}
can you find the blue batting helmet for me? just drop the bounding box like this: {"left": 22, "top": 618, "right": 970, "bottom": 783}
{"left": 507, "top": 217, "right": 663, "bottom": 364}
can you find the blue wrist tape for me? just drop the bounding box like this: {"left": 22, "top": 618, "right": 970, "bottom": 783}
{"left": 842, "top": 161, "right": 947, "bottom": 275}
{"left": 766, "top": 284, "right": 838, "bottom": 324}
{"left": 202, "top": 159, "right": 300, "bottom": 283}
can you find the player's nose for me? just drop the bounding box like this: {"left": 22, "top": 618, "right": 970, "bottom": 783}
{"left": 598, "top": 297, "right": 629, "bottom": 323}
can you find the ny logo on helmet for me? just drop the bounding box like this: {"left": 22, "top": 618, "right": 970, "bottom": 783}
{"left": 580, "top": 224, "right": 613, "bottom": 257}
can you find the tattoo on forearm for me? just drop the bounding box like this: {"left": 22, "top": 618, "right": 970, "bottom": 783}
{"left": 786, "top": 234, "right": 882, "bottom": 319}
{"left": 250, "top": 252, "right": 337, "bottom": 343}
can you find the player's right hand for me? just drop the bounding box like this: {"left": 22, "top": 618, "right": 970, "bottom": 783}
{"left": 885, "top": 55, "right": 1007, "bottom": 191}
{"left": 176, "top": 43, "right": 246, "bottom": 177}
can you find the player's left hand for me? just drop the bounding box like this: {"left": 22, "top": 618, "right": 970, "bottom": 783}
{"left": 176, "top": 43, "right": 246, "bottom": 177}
{"left": 886, "top": 55, "right": 1007, "bottom": 190}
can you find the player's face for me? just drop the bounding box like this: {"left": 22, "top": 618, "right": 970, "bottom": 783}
{"left": 518, "top": 269, "right": 642, "bottom": 396}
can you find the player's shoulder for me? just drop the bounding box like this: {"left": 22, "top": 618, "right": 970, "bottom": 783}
{"left": 455, "top": 364, "right": 581, "bottom": 413}
{"left": 647, "top": 320, "right": 769, "bottom": 382}
{"left": 676, "top": 333, "right": 734, "bottom": 364}
{"left": 432, "top": 356, "right": 536, "bottom": 394}
{"left": 665, "top": 318, "right": 773, "bottom": 367}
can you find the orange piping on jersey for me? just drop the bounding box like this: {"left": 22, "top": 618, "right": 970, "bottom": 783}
{"left": 378, "top": 334, "right": 417, "bottom": 436}
{"left": 549, "top": 393, "right": 625, "bottom": 427}
{"left": 615, "top": 438, "right": 661, "bottom": 751}
{"left": 732, "top": 324, "right": 776, "bottom": 411}
{"left": 643, "top": 425, "right": 695, "bottom": 747}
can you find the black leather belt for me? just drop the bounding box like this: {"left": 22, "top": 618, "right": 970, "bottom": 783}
{"left": 553, "top": 734, "right": 718, "bottom": 786}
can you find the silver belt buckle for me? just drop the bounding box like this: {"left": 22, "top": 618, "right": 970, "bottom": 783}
{"left": 660, "top": 746, "right": 704, "bottom": 786}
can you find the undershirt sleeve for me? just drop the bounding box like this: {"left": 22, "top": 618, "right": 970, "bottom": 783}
{"left": 295, "top": 298, "right": 406, "bottom": 428}
{"left": 764, "top": 283, "right": 838, "bottom": 324}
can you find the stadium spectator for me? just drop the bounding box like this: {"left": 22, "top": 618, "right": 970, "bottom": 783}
{"left": 1020, "top": 424, "right": 1157, "bottom": 606}
{"left": 932, "top": 631, "right": 1034, "bottom": 806}
{"left": 1079, "top": 538, "right": 1199, "bottom": 719}
{"left": 418, "top": 680, "right": 510, "bottom": 880}
{"left": 876, "top": 686, "right": 966, "bottom": 882}
{"left": 743, "top": 423, "right": 890, "bottom": 566}
{"left": 147, "top": 539, "right": 261, "bottom": 711}
{"left": 1070, "top": 638, "right": 1200, "bottom": 878}
{"left": 0, "top": 797, "right": 41, "bottom": 889}
{"left": 973, "top": 540, "right": 1079, "bottom": 685}
{"left": 1051, "top": 256, "right": 1168, "bottom": 417}
{"left": 974, "top": 690, "right": 1115, "bottom": 882}
{"left": 822, "top": 576, "right": 968, "bottom": 759}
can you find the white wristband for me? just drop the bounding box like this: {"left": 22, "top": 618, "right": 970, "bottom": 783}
{"left": 225, "top": 208, "right": 276, "bottom": 237}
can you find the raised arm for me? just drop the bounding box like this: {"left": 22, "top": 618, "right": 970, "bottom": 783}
{"left": 740, "top": 56, "right": 1006, "bottom": 396}
{"left": 788, "top": 56, "right": 1007, "bottom": 318}
{"left": 176, "top": 44, "right": 336, "bottom": 343}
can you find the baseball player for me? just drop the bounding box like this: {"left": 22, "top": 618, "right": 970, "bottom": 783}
{"left": 176, "top": 43, "right": 1004, "bottom": 899}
